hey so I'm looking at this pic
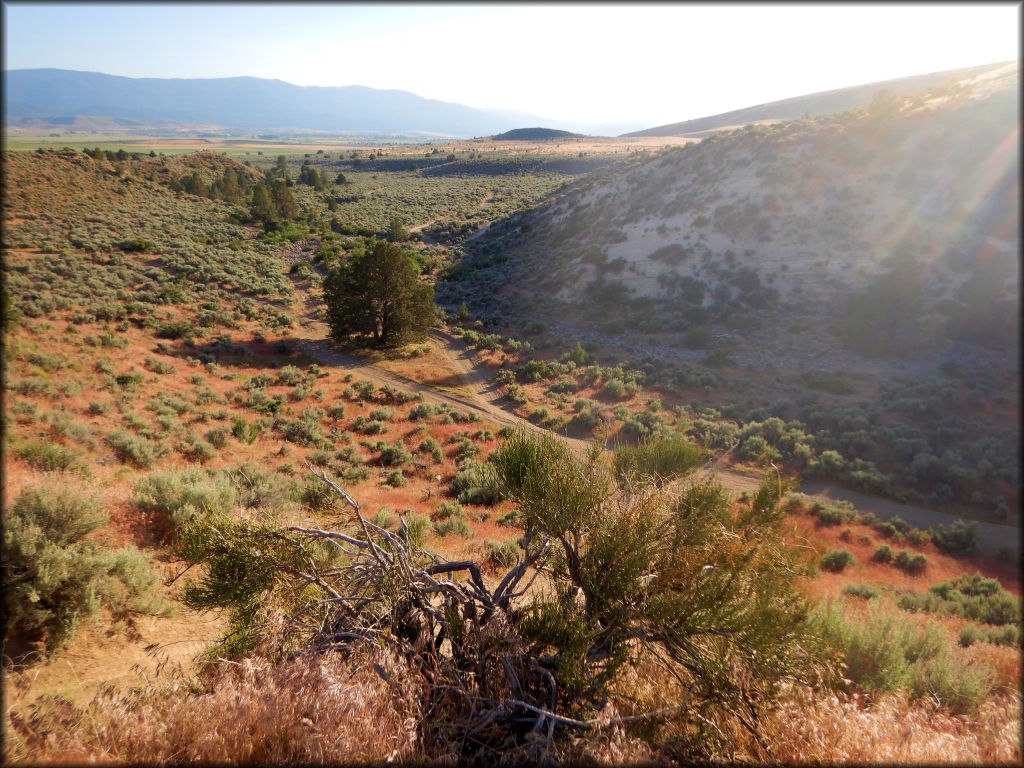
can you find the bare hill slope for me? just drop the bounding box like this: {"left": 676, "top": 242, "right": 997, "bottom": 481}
{"left": 624, "top": 60, "right": 1016, "bottom": 137}
{"left": 448, "top": 64, "right": 1018, "bottom": 362}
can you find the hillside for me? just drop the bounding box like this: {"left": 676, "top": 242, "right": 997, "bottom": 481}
{"left": 3, "top": 69, "right": 550, "bottom": 137}
{"left": 624, "top": 60, "right": 1016, "bottom": 137}
{"left": 441, "top": 65, "right": 1019, "bottom": 517}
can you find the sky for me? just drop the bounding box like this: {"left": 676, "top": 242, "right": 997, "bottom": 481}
{"left": 2, "top": 2, "right": 1019, "bottom": 128}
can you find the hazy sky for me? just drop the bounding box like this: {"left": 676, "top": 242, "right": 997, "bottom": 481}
{"left": 3, "top": 2, "right": 1019, "bottom": 127}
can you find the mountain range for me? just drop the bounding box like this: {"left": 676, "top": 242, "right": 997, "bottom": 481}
{"left": 2, "top": 68, "right": 647, "bottom": 137}
{"left": 3, "top": 68, "right": 548, "bottom": 137}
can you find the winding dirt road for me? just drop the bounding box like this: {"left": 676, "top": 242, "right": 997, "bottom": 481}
{"left": 281, "top": 241, "right": 1017, "bottom": 558}
{"left": 291, "top": 310, "right": 1018, "bottom": 556}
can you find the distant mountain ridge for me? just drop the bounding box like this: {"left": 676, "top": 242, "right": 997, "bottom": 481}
{"left": 624, "top": 61, "right": 1017, "bottom": 137}
{"left": 2, "top": 68, "right": 552, "bottom": 137}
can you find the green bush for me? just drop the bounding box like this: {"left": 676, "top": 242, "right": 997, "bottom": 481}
{"left": 905, "top": 527, "right": 931, "bottom": 546}
{"left": 181, "top": 438, "right": 217, "bottom": 462}
{"left": 296, "top": 476, "right": 336, "bottom": 512}
{"left": 155, "top": 320, "right": 195, "bottom": 339}
{"left": 417, "top": 437, "right": 443, "bottom": 463}
{"left": 602, "top": 378, "right": 626, "bottom": 400}
{"left": 505, "top": 384, "right": 528, "bottom": 405}
{"left": 820, "top": 548, "right": 856, "bottom": 573}
{"left": 288, "top": 384, "right": 311, "bottom": 402}
{"left": 402, "top": 512, "right": 431, "bottom": 548}
{"left": 931, "top": 519, "right": 979, "bottom": 555}
{"left": 434, "top": 501, "right": 464, "bottom": 520}
{"left": 369, "top": 508, "right": 398, "bottom": 530}
{"left": 872, "top": 544, "right": 894, "bottom": 563}
{"left": 811, "top": 499, "right": 857, "bottom": 526}
{"left": 985, "top": 624, "right": 1020, "bottom": 646}
{"left": 353, "top": 417, "right": 388, "bottom": 435}
{"left": 612, "top": 434, "right": 703, "bottom": 487}
{"left": 143, "top": 356, "right": 175, "bottom": 375}
{"left": 958, "top": 624, "right": 985, "bottom": 647}
{"left": 368, "top": 407, "right": 395, "bottom": 422}
{"left": 484, "top": 538, "right": 520, "bottom": 568}
{"left": 15, "top": 439, "right": 87, "bottom": 474}
{"left": 928, "top": 573, "right": 1021, "bottom": 626}
{"left": 450, "top": 460, "right": 501, "bottom": 505}
{"left": 275, "top": 365, "right": 304, "bottom": 386}
{"left": 134, "top": 468, "right": 236, "bottom": 535}
{"left": 433, "top": 514, "right": 472, "bottom": 537}
{"left": 841, "top": 583, "right": 880, "bottom": 600}
{"left": 3, "top": 485, "right": 168, "bottom": 658}
{"left": 306, "top": 449, "right": 334, "bottom": 467}
{"left": 204, "top": 426, "right": 230, "bottom": 448}
{"left": 496, "top": 509, "right": 521, "bottom": 527}
{"left": 812, "top": 598, "right": 994, "bottom": 715}
{"left": 452, "top": 438, "right": 478, "bottom": 464}
{"left": 231, "top": 416, "right": 260, "bottom": 444}
{"left": 379, "top": 442, "right": 413, "bottom": 466}
{"left": 222, "top": 463, "right": 294, "bottom": 513}
{"left": 894, "top": 549, "right": 928, "bottom": 575}
{"left": 383, "top": 470, "right": 406, "bottom": 487}
{"left": 106, "top": 430, "right": 168, "bottom": 468}
{"left": 408, "top": 402, "right": 438, "bottom": 421}
{"left": 274, "top": 417, "right": 325, "bottom": 447}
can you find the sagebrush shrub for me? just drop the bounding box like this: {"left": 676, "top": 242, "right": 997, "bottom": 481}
{"left": 433, "top": 501, "right": 463, "bottom": 520}
{"left": 432, "top": 515, "right": 472, "bottom": 537}
{"left": 106, "top": 430, "right": 167, "bottom": 468}
{"left": 820, "top": 548, "right": 856, "bottom": 573}
{"left": 134, "top": 468, "right": 236, "bottom": 534}
{"left": 15, "top": 439, "right": 87, "bottom": 474}
{"left": 873, "top": 544, "right": 894, "bottom": 563}
{"left": 484, "top": 538, "right": 520, "bottom": 568}
{"left": 811, "top": 598, "right": 994, "bottom": 715}
{"left": 418, "top": 437, "right": 443, "bottom": 463}
{"left": 3, "top": 485, "right": 167, "bottom": 657}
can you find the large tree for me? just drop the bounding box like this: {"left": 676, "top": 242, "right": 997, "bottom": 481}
{"left": 322, "top": 239, "right": 435, "bottom": 347}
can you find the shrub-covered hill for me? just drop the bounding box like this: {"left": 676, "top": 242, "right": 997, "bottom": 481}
{"left": 447, "top": 67, "right": 1018, "bottom": 359}
{"left": 2, "top": 147, "right": 292, "bottom": 326}
{"left": 439, "top": 67, "right": 1019, "bottom": 518}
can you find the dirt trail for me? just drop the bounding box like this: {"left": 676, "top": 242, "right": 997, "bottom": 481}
{"left": 798, "top": 481, "right": 1020, "bottom": 556}
{"left": 6, "top": 603, "right": 224, "bottom": 713}
{"left": 292, "top": 310, "right": 1017, "bottom": 555}
{"left": 291, "top": 312, "right": 766, "bottom": 493}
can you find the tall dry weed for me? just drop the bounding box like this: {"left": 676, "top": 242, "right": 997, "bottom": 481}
{"left": 753, "top": 689, "right": 1021, "bottom": 764}
{"left": 5, "top": 649, "right": 421, "bottom": 764}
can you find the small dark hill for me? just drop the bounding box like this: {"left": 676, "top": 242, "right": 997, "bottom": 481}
{"left": 492, "top": 127, "right": 582, "bottom": 141}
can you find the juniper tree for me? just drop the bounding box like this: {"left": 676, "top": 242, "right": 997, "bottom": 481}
{"left": 322, "top": 239, "right": 434, "bottom": 347}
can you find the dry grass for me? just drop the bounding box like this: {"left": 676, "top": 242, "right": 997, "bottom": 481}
{"left": 6, "top": 646, "right": 1019, "bottom": 765}
{"left": 4, "top": 649, "right": 421, "bottom": 765}
{"left": 755, "top": 689, "right": 1021, "bottom": 764}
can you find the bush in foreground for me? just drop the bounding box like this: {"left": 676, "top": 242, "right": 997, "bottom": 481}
{"left": 3, "top": 485, "right": 170, "bottom": 660}
{"left": 172, "top": 430, "right": 825, "bottom": 760}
